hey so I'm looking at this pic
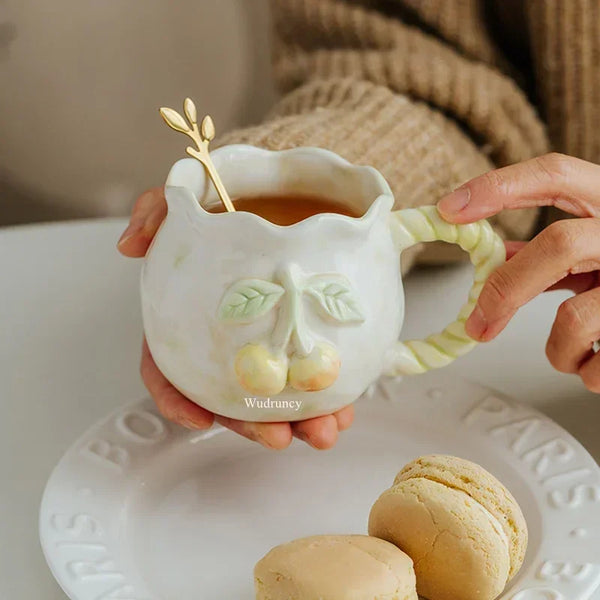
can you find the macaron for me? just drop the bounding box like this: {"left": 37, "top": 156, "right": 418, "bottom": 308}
{"left": 254, "top": 534, "right": 418, "bottom": 600}
{"left": 368, "top": 455, "right": 528, "bottom": 600}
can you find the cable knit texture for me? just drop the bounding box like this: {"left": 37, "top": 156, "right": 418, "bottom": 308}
{"left": 527, "top": 0, "right": 600, "bottom": 162}
{"left": 219, "top": 0, "right": 595, "bottom": 267}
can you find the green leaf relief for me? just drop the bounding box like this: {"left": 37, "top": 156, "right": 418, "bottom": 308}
{"left": 305, "top": 274, "right": 365, "bottom": 323}
{"left": 218, "top": 279, "right": 285, "bottom": 323}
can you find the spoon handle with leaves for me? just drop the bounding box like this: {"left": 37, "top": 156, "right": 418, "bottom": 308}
{"left": 159, "top": 98, "right": 235, "bottom": 213}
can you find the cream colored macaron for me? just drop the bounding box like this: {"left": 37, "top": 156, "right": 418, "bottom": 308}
{"left": 254, "top": 535, "right": 418, "bottom": 600}
{"left": 368, "top": 455, "right": 528, "bottom": 600}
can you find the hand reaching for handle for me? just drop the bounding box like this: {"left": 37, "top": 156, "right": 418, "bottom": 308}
{"left": 438, "top": 153, "right": 600, "bottom": 393}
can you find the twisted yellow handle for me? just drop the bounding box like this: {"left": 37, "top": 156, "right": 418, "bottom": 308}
{"left": 385, "top": 206, "right": 506, "bottom": 376}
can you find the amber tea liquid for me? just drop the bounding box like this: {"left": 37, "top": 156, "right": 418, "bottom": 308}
{"left": 206, "top": 194, "right": 361, "bottom": 225}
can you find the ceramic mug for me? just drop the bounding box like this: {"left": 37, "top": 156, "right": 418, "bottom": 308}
{"left": 141, "top": 145, "right": 505, "bottom": 421}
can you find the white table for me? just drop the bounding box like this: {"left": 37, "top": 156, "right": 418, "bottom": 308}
{"left": 1, "top": 219, "right": 598, "bottom": 600}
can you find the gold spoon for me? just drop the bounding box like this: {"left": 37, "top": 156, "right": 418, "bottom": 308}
{"left": 159, "top": 98, "right": 235, "bottom": 213}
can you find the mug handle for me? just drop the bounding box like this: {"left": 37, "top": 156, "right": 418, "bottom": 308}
{"left": 385, "top": 205, "right": 506, "bottom": 376}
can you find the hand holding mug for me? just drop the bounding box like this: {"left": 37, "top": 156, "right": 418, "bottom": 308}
{"left": 119, "top": 188, "right": 355, "bottom": 450}
{"left": 438, "top": 153, "right": 600, "bottom": 393}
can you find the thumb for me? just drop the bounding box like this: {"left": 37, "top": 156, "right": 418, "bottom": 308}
{"left": 436, "top": 169, "right": 515, "bottom": 224}
{"left": 117, "top": 188, "right": 167, "bottom": 257}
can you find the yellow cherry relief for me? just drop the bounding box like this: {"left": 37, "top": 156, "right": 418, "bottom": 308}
{"left": 234, "top": 343, "right": 288, "bottom": 396}
{"left": 288, "top": 343, "right": 341, "bottom": 392}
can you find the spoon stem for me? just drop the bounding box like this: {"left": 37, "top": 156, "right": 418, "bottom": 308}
{"left": 159, "top": 100, "right": 236, "bottom": 213}
{"left": 186, "top": 146, "right": 235, "bottom": 213}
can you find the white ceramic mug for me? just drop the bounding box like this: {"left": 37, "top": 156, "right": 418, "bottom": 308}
{"left": 141, "top": 145, "right": 505, "bottom": 421}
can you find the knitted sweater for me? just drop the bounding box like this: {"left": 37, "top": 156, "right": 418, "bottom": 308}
{"left": 220, "top": 0, "right": 598, "bottom": 268}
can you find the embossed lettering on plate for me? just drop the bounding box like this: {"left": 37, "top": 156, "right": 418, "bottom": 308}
{"left": 491, "top": 417, "right": 540, "bottom": 453}
{"left": 537, "top": 561, "right": 594, "bottom": 582}
{"left": 549, "top": 484, "right": 600, "bottom": 509}
{"left": 81, "top": 439, "right": 129, "bottom": 472}
{"left": 462, "top": 391, "right": 600, "bottom": 600}
{"left": 462, "top": 395, "right": 511, "bottom": 426}
{"left": 115, "top": 409, "right": 167, "bottom": 444}
{"left": 51, "top": 513, "right": 100, "bottom": 537}
{"left": 67, "top": 558, "right": 120, "bottom": 581}
{"left": 522, "top": 438, "right": 574, "bottom": 476}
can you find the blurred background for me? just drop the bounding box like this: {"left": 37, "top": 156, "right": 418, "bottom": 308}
{"left": 0, "top": 0, "right": 276, "bottom": 225}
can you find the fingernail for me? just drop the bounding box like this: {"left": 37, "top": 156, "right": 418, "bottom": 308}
{"left": 438, "top": 186, "right": 471, "bottom": 215}
{"left": 465, "top": 304, "right": 487, "bottom": 340}
{"left": 181, "top": 417, "right": 210, "bottom": 430}
{"left": 117, "top": 220, "right": 142, "bottom": 247}
{"left": 180, "top": 419, "right": 199, "bottom": 430}
{"left": 255, "top": 430, "right": 278, "bottom": 450}
{"left": 296, "top": 431, "right": 321, "bottom": 450}
{"left": 241, "top": 425, "right": 265, "bottom": 446}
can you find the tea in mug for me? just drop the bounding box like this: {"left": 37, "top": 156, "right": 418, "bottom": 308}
{"left": 206, "top": 194, "right": 361, "bottom": 225}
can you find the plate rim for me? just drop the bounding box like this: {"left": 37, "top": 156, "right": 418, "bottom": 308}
{"left": 39, "top": 374, "right": 600, "bottom": 600}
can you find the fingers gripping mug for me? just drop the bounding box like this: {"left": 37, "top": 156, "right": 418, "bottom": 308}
{"left": 141, "top": 145, "right": 505, "bottom": 421}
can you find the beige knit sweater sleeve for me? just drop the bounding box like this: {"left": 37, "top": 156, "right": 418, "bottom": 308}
{"left": 528, "top": 0, "right": 600, "bottom": 163}
{"left": 219, "top": 0, "right": 550, "bottom": 267}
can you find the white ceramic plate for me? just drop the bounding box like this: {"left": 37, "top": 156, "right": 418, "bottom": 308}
{"left": 40, "top": 372, "right": 600, "bottom": 600}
